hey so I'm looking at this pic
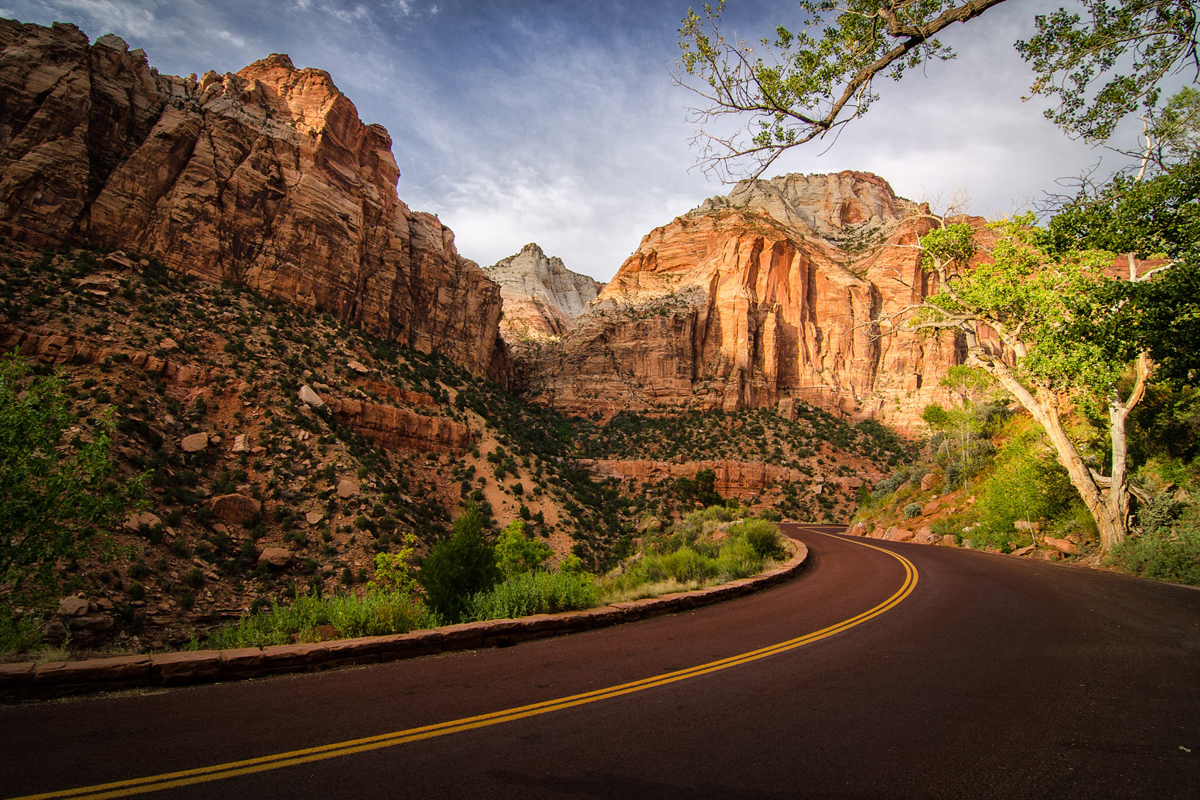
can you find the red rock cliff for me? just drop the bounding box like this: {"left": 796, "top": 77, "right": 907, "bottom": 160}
{"left": 523, "top": 172, "right": 965, "bottom": 430}
{"left": 0, "top": 20, "right": 507, "bottom": 382}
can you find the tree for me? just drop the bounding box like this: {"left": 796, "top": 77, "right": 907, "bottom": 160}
{"left": 0, "top": 354, "right": 145, "bottom": 606}
{"left": 417, "top": 504, "right": 500, "bottom": 623}
{"left": 906, "top": 191, "right": 1198, "bottom": 552}
{"left": 1016, "top": 0, "right": 1199, "bottom": 143}
{"left": 494, "top": 519, "right": 553, "bottom": 577}
{"left": 676, "top": 0, "right": 1198, "bottom": 178}
{"left": 367, "top": 531, "right": 420, "bottom": 596}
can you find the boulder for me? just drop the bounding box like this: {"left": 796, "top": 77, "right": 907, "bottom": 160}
{"left": 298, "top": 384, "right": 326, "bottom": 408}
{"left": 845, "top": 521, "right": 868, "bottom": 537}
{"left": 336, "top": 479, "right": 359, "bottom": 499}
{"left": 912, "top": 525, "right": 937, "bottom": 544}
{"left": 68, "top": 613, "right": 114, "bottom": 631}
{"left": 181, "top": 432, "right": 209, "bottom": 452}
{"left": 57, "top": 596, "right": 89, "bottom": 617}
{"left": 305, "top": 510, "right": 325, "bottom": 526}
{"left": 1043, "top": 536, "right": 1077, "bottom": 554}
{"left": 122, "top": 511, "right": 162, "bottom": 533}
{"left": 883, "top": 526, "right": 914, "bottom": 542}
{"left": 258, "top": 547, "right": 292, "bottom": 569}
{"left": 211, "top": 494, "right": 261, "bottom": 526}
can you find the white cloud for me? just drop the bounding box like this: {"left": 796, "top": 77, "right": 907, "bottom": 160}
{"left": 321, "top": 2, "right": 369, "bottom": 24}
{"left": 394, "top": 0, "right": 436, "bottom": 18}
{"left": 214, "top": 28, "right": 245, "bottom": 47}
{"left": 49, "top": 0, "right": 161, "bottom": 38}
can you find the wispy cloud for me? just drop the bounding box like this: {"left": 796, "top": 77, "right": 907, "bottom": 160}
{"left": 51, "top": 0, "right": 162, "bottom": 38}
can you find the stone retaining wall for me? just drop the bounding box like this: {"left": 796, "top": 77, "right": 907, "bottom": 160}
{"left": 0, "top": 541, "right": 808, "bottom": 701}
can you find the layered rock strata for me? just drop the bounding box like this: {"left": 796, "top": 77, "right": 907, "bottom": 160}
{"left": 485, "top": 243, "right": 602, "bottom": 343}
{"left": 0, "top": 20, "right": 506, "bottom": 381}
{"left": 327, "top": 397, "right": 471, "bottom": 453}
{"left": 522, "top": 172, "right": 966, "bottom": 430}
{"left": 577, "top": 458, "right": 870, "bottom": 501}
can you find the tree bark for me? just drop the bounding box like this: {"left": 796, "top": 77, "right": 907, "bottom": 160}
{"left": 967, "top": 338, "right": 1131, "bottom": 553}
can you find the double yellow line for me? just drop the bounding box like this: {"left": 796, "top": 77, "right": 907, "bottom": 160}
{"left": 13, "top": 535, "right": 918, "bottom": 800}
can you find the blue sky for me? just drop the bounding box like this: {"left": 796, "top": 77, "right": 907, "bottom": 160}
{"left": 0, "top": 0, "right": 1148, "bottom": 281}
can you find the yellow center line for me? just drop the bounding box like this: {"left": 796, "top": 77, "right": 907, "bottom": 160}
{"left": 11, "top": 531, "right": 917, "bottom": 800}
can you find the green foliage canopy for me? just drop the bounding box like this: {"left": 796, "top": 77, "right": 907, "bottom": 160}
{"left": 417, "top": 504, "right": 501, "bottom": 623}
{"left": 1016, "top": 0, "right": 1199, "bottom": 142}
{"left": 0, "top": 354, "right": 144, "bottom": 606}
{"left": 676, "top": 0, "right": 1198, "bottom": 176}
{"left": 494, "top": 519, "right": 553, "bottom": 577}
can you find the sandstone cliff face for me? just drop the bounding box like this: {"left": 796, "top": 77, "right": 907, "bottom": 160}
{"left": 485, "top": 243, "right": 602, "bottom": 343}
{"left": 577, "top": 458, "right": 870, "bottom": 501}
{"left": 523, "top": 171, "right": 965, "bottom": 430}
{"left": 0, "top": 20, "right": 506, "bottom": 382}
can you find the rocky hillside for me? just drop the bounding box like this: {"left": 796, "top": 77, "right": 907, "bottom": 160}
{"left": 0, "top": 20, "right": 506, "bottom": 381}
{"left": 485, "top": 243, "right": 602, "bottom": 344}
{"left": 0, "top": 239, "right": 915, "bottom": 649}
{"left": 0, "top": 240, "right": 614, "bottom": 648}
{"left": 520, "top": 171, "right": 965, "bottom": 431}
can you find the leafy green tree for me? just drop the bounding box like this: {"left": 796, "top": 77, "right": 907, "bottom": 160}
{"left": 494, "top": 519, "right": 553, "bottom": 577}
{"left": 1015, "top": 0, "right": 1199, "bottom": 143}
{"left": 0, "top": 354, "right": 144, "bottom": 606}
{"left": 907, "top": 206, "right": 1199, "bottom": 552}
{"left": 675, "top": 467, "right": 722, "bottom": 508}
{"left": 923, "top": 366, "right": 1001, "bottom": 485}
{"left": 417, "top": 504, "right": 500, "bottom": 623}
{"left": 676, "top": 0, "right": 1198, "bottom": 177}
{"left": 367, "top": 531, "right": 420, "bottom": 596}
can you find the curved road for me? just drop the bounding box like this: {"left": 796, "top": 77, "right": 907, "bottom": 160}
{"left": 2, "top": 526, "right": 1198, "bottom": 799}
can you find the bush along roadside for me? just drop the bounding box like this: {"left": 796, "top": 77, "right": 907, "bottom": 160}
{"left": 0, "top": 513, "right": 805, "bottom": 699}
{"left": 184, "top": 505, "right": 787, "bottom": 650}
{"left": 851, "top": 383, "right": 1200, "bottom": 586}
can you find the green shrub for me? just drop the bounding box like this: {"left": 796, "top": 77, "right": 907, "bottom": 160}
{"left": 713, "top": 536, "right": 763, "bottom": 580}
{"left": 0, "top": 354, "right": 146, "bottom": 607}
{"left": 973, "top": 422, "right": 1074, "bottom": 550}
{"left": 0, "top": 611, "right": 43, "bottom": 654}
{"left": 494, "top": 519, "right": 552, "bottom": 576}
{"left": 469, "top": 571, "right": 600, "bottom": 620}
{"left": 1107, "top": 526, "right": 1200, "bottom": 585}
{"left": 185, "top": 567, "right": 204, "bottom": 589}
{"left": 418, "top": 505, "right": 500, "bottom": 623}
{"left": 904, "top": 503, "right": 922, "bottom": 519}
{"left": 193, "top": 590, "right": 439, "bottom": 649}
{"left": 730, "top": 519, "right": 786, "bottom": 560}
{"left": 654, "top": 548, "right": 717, "bottom": 583}
{"left": 367, "top": 532, "right": 419, "bottom": 595}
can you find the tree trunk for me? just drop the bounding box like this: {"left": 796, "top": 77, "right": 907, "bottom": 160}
{"left": 977, "top": 358, "right": 1130, "bottom": 553}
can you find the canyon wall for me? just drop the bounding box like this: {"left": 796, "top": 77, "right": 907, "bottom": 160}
{"left": 522, "top": 172, "right": 967, "bottom": 430}
{"left": 0, "top": 20, "right": 506, "bottom": 381}
{"left": 485, "top": 243, "right": 603, "bottom": 343}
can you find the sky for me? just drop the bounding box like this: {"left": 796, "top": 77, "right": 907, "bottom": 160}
{"left": 0, "top": 0, "right": 1152, "bottom": 281}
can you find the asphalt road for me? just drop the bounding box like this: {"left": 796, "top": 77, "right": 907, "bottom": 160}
{"left": 2, "top": 525, "right": 1198, "bottom": 799}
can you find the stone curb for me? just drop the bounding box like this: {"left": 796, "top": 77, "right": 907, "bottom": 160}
{"left": 0, "top": 541, "right": 808, "bottom": 701}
